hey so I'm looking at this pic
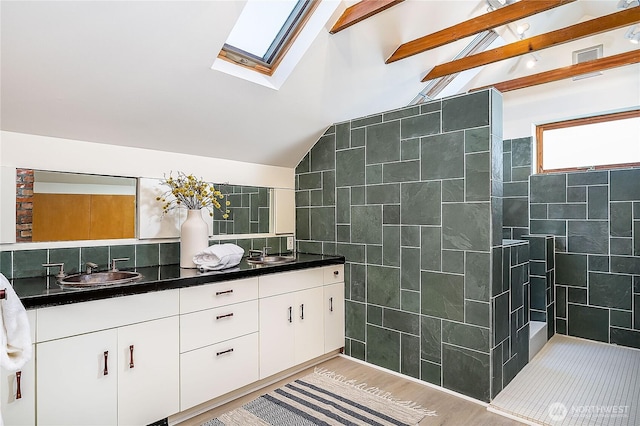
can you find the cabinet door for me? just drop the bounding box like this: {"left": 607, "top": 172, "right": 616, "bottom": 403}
{"left": 118, "top": 316, "right": 180, "bottom": 425}
{"left": 0, "top": 345, "right": 35, "bottom": 426}
{"left": 259, "top": 292, "right": 295, "bottom": 379}
{"left": 294, "top": 286, "right": 324, "bottom": 365}
{"left": 37, "top": 329, "right": 118, "bottom": 426}
{"left": 324, "top": 282, "right": 345, "bottom": 352}
{"left": 1, "top": 310, "right": 36, "bottom": 426}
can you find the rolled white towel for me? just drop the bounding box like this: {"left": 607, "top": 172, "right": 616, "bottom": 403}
{"left": 193, "top": 243, "right": 244, "bottom": 271}
{"left": 0, "top": 274, "right": 32, "bottom": 372}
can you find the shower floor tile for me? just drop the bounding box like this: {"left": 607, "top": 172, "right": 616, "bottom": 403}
{"left": 489, "top": 334, "right": 640, "bottom": 426}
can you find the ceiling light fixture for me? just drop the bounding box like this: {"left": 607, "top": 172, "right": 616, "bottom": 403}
{"left": 516, "top": 22, "right": 530, "bottom": 39}
{"left": 617, "top": 0, "right": 640, "bottom": 9}
{"left": 624, "top": 25, "right": 640, "bottom": 43}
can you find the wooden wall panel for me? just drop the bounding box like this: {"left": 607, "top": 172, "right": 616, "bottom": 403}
{"left": 90, "top": 195, "right": 135, "bottom": 239}
{"left": 32, "top": 194, "right": 91, "bottom": 241}
{"left": 32, "top": 194, "right": 135, "bottom": 241}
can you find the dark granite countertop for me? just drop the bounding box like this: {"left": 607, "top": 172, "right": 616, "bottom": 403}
{"left": 12, "top": 253, "right": 345, "bottom": 309}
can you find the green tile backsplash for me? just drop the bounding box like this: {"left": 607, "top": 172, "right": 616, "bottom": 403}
{"left": 3, "top": 236, "right": 290, "bottom": 279}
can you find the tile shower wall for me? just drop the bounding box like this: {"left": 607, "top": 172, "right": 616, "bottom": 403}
{"left": 295, "top": 89, "right": 504, "bottom": 402}
{"left": 502, "top": 137, "right": 532, "bottom": 239}
{"left": 0, "top": 236, "right": 289, "bottom": 279}
{"left": 530, "top": 167, "right": 640, "bottom": 350}
{"left": 491, "top": 240, "right": 529, "bottom": 399}
{"left": 524, "top": 235, "right": 556, "bottom": 339}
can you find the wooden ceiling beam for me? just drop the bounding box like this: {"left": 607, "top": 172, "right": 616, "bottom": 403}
{"left": 386, "top": 0, "right": 575, "bottom": 64}
{"left": 470, "top": 50, "right": 640, "bottom": 93}
{"left": 330, "top": 0, "right": 404, "bottom": 34}
{"left": 422, "top": 7, "right": 640, "bottom": 82}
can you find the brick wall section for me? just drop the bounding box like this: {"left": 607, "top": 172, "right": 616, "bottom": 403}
{"left": 16, "top": 168, "right": 34, "bottom": 242}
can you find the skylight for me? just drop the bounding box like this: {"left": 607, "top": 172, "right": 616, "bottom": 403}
{"left": 220, "top": 0, "right": 316, "bottom": 73}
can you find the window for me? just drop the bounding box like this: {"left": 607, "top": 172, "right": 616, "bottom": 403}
{"left": 536, "top": 110, "right": 640, "bottom": 173}
{"left": 218, "top": 0, "right": 317, "bottom": 76}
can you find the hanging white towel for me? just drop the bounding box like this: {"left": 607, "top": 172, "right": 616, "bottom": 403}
{"left": 0, "top": 274, "right": 32, "bottom": 371}
{"left": 193, "top": 243, "right": 244, "bottom": 271}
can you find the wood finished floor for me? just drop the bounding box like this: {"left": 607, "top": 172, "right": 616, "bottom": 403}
{"left": 176, "top": 355, "right": 524, "bottom": 426}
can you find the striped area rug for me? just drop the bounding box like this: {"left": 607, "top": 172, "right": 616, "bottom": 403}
{"left": 203, "top": 369, "right": 437, "bottom": 426}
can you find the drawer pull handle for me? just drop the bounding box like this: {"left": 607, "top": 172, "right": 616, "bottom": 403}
{"left": 103, "top": 351, "right": 109, "bottom": 375}
{"left": 129, "top": 345, "right": 135, "bottom": 369}
{"left": 216, "top": 313, "right": 234, "bottom": 320}
{"left": 300, "top": 303, "right": 304, "bottom": 320}
{"left": 330, "top": 297, "right": 334, "bottom": 312}
{"left": 215, "top": 289, "right": 234, "bottom": 296}
{"left": 16, "top": 371, "right": 22, "bottom": 399}
{"left": 288, "top": 306, "right": 292, "bottom": 323}
{"left": 333, "top": 270, "right": 339, "bottom": 276}
{"left": 216, "top": 348, "right": 234, "bottom": 356}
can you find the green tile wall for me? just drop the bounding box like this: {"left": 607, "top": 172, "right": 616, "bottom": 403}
{"left": 295, "top": 90, "right": 503, "bottom": 402}
{"left": 502, "top": 132, "right": 639, "bottom": 350}
{"left": 532, "top": 168, "right": 640, "bottom": 350}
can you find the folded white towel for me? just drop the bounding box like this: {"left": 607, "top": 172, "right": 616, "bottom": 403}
{"left": 193, "top": 243, "right": 244, "bottom": 271}
{"left": 0, "top": 274, "right": 32, "bottom": 372}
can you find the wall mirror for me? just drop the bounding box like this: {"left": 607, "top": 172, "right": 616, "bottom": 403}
{"left": 14, "top": 171, "right": 273, "bottom": 244}
{"left": 134, "top": 177, "right": 274, "bottom": 240}
{"left": 16, "top": 169, "right": 137, "bottom": 242}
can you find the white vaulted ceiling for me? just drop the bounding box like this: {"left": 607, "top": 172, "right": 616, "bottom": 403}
{"left": 1, "top": 1, "right": 636, "bottom": 167}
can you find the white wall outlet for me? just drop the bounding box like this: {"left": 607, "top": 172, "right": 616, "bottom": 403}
{"left": 286, "top": 236, "right": 294, "bottom": 250}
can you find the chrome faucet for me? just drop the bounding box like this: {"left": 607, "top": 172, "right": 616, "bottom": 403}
{"left": 249, "top": 246, "right": 271, "bottom": 257}
{"left": 111, "top": 257, "right": 129, "bottom": 271}
{"left": 85, "top": 262, "right": 98, "bottom": 274}
{"left": 42, "top": 262, "right": 66, "bottom": 279}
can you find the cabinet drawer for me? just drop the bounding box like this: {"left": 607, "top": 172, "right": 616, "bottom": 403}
{"left": 180, "top": 300, "right": 258, "bottom": 352}
{"left": 323, "top": 265, "right": 344, "bottom": 284}
{"left": 180, "top": 277, "right": 258, "bottom": 314}
{"left": 180, "top": 333, "right": 258, "bottom": 411}
{"left": 258, "top": 267, "right": 324, "bottom": 298}
{"left": 36, "top": 290, "right": 179, "bottom": 342}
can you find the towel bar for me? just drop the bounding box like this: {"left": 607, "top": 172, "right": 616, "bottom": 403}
{"left": 0, "top": 289, "right": 5, "bottom": 299}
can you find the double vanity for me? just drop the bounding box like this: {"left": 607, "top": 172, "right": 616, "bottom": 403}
{"left": 2, "top": 253, "right": 345, "bottom": 426}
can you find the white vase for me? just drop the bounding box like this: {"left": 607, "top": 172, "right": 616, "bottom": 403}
{"left": 180, "top": 209, "right": 209, "bottom": 268}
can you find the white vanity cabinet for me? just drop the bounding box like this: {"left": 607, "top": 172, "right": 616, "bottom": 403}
{"left": 179, "top": 277, "right": 259, "bottom": 411}
{"left": 0, "top": 309, "right": 37, "bottom": 426}
{"left": 35, "top": 290, "right": 179, "bottom": 426}
{"left": 324, "top": 282, "right": 345, "bottom": 352}
{"left": 323, "top": 265, "right": 345, "bottom": 353}
{"left": 22, "top": 261, "right": 345, "bottom": 424}
{"left": 258, "top": 267, "right": 328, "bottom": 379}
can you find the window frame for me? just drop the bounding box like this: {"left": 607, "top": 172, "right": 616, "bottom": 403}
{"left": 535, "top": 109, "right": 640, "bottom": 174}
{"left": 218, "top": 0, "right": 319, "bottom": 76}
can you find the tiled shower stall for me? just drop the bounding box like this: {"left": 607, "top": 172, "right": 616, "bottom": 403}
{"left": 295, "top": 89, "right": 640, "bottom": 403}
{"left": 295, "top": 89, "right": 521, "bottom": 401}
{"left": 501, "top": 135, "right": 639, "bottom": 349}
